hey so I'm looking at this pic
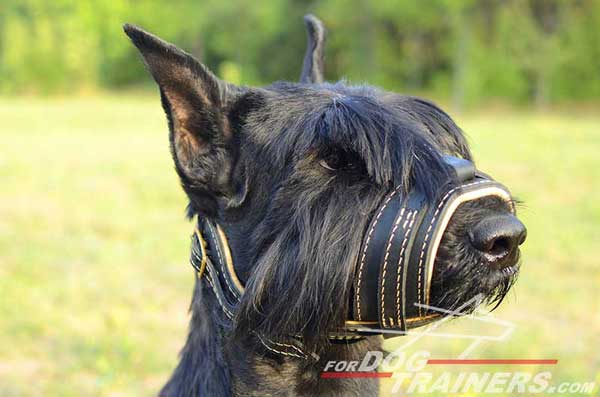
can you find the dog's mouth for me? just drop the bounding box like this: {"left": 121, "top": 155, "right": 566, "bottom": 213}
{"left": 499, "top": 263, "right": 520, "bottom": 277}
{"left": 429, "top": 253, "right": 521, "bottom": 314}
{"left": 434, "top": 252, "right": 521, "bottom": 281}
{"left": 484, "top": 257, "right": 521, "bottom": 290}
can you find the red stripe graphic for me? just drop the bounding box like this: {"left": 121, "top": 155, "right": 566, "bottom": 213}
{"left": 320, "top": 372, "right": 393, "bottom": 378}
{"left": 427, "top": 359, "right": 558, "bottom": 365}
{"left": 321, "top": 359, "right": 558, "bottom": 378}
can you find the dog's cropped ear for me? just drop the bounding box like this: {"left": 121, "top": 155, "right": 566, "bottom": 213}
{"left": 124, "top": 24, "right": 253, "bottom": 214}
{"left": 299, "top": 14, "right": 326, "bottom": 84}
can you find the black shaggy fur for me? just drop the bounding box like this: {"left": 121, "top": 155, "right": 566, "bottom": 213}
{"left": 124, "top": 17, "right": 524, "bottom": 397}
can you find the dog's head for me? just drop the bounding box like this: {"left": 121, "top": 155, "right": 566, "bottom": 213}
{"left": 125, "top": 16, "right": 525, "bottom": 352}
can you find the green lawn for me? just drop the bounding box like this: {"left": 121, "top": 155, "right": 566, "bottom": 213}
{"left": 1, "top": 96, "right": 598, "bottom": 396}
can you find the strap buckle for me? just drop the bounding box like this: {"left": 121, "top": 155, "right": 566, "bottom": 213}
{"left": 194, "top": 227, "right": 208, "bottom": 279}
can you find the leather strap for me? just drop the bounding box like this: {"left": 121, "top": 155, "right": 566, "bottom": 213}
{"left": 190, "top": 219, "right": 362, "bottom": 360}
{"left": 190, "top": 227, "right": 237, "bottom": 317}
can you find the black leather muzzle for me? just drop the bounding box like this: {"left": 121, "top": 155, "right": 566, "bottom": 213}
{"left": 347, "top": 156, "right": 515, "bottom": 333}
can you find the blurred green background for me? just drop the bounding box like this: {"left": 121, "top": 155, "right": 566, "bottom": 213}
{"left": 3, "top": 0, "right": 600, "bottom": 106}
{"left": 0, "top": 1, "right": 599, "bottom": 396}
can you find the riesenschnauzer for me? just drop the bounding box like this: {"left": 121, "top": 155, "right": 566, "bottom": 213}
{"left": 124, "top": 14, "right": 526, "bottom": 397}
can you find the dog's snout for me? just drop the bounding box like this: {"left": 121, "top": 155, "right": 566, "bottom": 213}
{"left": 469, "top": 214, "right": 527, "bottom": 267}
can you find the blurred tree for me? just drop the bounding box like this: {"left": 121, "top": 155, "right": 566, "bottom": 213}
{"left": 0, "top": 0, "right": 598, "bottom": 106}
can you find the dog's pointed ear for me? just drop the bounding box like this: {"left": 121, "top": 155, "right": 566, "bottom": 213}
{"left": 299, "top": 14, "right": 326, "bottom": 84}
{"left": 124, "top": 24, "right": 250, "bottom": 214}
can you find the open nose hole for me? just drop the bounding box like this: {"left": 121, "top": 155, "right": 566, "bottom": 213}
{"left": 488, "top": 236, "right": 510, "bottom": 257}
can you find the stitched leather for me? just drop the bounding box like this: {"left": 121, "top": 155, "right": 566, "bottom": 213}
{"left": 350, "top": 157, "right": 515, "bottom": 332}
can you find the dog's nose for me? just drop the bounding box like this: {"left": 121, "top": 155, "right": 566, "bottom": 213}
{"left": 469, "top": 214, "right": 527, "bottom": 268}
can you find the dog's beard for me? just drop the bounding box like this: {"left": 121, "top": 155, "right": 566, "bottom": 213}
{"left": 429, "top": 199, "right": 520, "bottom": 315}
{"left": 233, "top": 177, "right": 381, "bottom": 353}
{"left": 430, "top": 244, "right": 519, "bottom": 315}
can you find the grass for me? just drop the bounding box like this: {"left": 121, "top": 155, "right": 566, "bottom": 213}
{"left": 0, "top": 96, "right": 598, "bottom": 396}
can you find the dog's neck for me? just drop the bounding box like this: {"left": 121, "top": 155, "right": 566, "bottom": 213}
{"left": 159, "top": 219, "right": 382, "bottom": 396}
{"left": 160, "top": 280, "right": 382, "bottom": 396}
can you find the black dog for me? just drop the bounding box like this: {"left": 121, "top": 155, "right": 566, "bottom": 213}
{"left": 124, "top": 15, "right": 526, "bottom": 397}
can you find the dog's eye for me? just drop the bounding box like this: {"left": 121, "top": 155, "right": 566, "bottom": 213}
{"left": 319, "top": 159, "right": 338, "bottom": 171}
{"left": 318, "top": 151, "right": 356, "bottom": 172}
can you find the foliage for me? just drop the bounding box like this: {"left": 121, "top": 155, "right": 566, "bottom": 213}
{"left": 1, "top": 0, "right": 600, "bottom": 105}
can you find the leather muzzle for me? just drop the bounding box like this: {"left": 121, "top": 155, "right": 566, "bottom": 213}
{"left": 348, "top": 156, "right": 515, "bottom": 333}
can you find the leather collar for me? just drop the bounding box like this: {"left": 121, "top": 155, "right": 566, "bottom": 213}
{"left": 189, "top": 217, "right": 365, "bottom": 361}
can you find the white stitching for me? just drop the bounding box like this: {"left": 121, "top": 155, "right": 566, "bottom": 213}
{"left": 206, "top": 224, "right": 238, "bottom": 298}
{"left": 256, "top": 334, "right": 305, "bottom": 359}
{"left": 380, "top": 208, "right": 406, "bottom": 327}
{"left": 395, "top": 210, "right": 416, "bottom": 325}
{"left": 328, "top": 335, "right": 364, "bottom": 340}
{"left": 268, "top": 339, "right": 307, "bottom": 356}
{"left": 205, "top": 272, "right": 234, "bottom": 319}
{"left": 205, "top": 275, "right": 233, "bottom": 318}
{"left": 416, "top": 180, "right": 489, "bottom": 316}
{"left": 355, "top": 184, "right": 403, "bottom": 320}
